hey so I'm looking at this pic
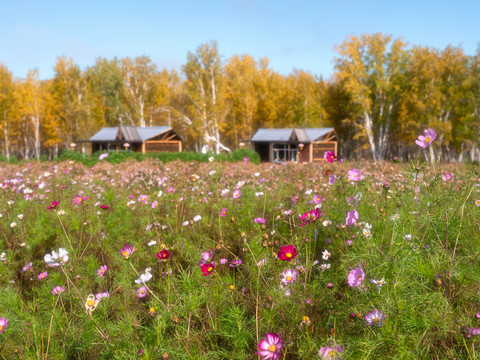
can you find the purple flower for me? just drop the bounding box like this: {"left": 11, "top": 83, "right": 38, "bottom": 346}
{"left": 348, "top": 268, "right": 365, "bottom": 287}
{"left": 329, "top": 174, "right": 337, "bottom": 185}
{"left": 348, "top": 169, "right": 362, "bottom": 182}
{"left": 318, "top": 345, "right": 343, "bottom": 359}
{"left": 415, "top": 129, "right": 436, "bottom": 148}
{"left": 220, "top": 258, "right": 228, "bottom": 265}
{"left": 254, "top": 217, "right": 266, "bottom": 224}
{"left": 365, "top": 310, "right": 386, "bottom": 326}
{"left": 346, "top": 209, "right": 359, "bottom": 226}
{"left": 257, "top": 332, "right": 283, "bottom": 360}
{"left": 51, "top": 286, "right": 65, "bottom": 295}
{"left": 120, "top": 244, "right": 136, "bottom": 259}
{"left": 22, "top": 262, "right": 32, "bottom": 272}
{"left": 221, "top": 208, "right": 228, "bottom": 217}
{"left": 97, "top": 265, "right": 107, "bottom": 278}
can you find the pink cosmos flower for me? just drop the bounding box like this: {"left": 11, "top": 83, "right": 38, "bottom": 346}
{"left": 99, "top": 204, "right": 109, "bottom": 210}
{"left": 280, "top": 269, "right": 298, "bottom": 285}
{"left": 120, "top": 244, "right": 136, "bottom": 259}
{"left": 37, "top": 272, "right": 48, "bottom": 280}
{"left": 346, "top": 209, "right": 359, "bottom": 226}
{"left": 229, "top": 259, "right": 242, "bottom": 267}
{"left": 95, "top": 292, "right": 109, "bottom": 300}
{"left": 198, "top": 250, "right": 213, "bottom": 266}
{"left": 278, "top": 245, "right": 298, "bottom": 262}
{"left": 254, "top": 217, "right": 266, "bottom": 224}
{"left": 221, "top": 208, "right": 228, "bottom": 217}
{"left": 324, "top": 151, "right": 337, "bottom": 163}
{"left": 415, "top": 128, "right": 436, "bottom": 148}
{"left": 51, "top": 286, "right": 65, "bottom": 295}
{"left": 257, "top": 332, "right": 283, "bottom": 360}
{"left": 348, "top": 169, "right": 362, "bottom": 182}
{"left": 318, "top": 345, "right": 343, "bottom": 359}
{"left": 348, "top": 268, "right": 365, "bottom": 287}
{"left": 313, "top": 195, "right": 321, "bottom": 204}
{"left": 137, "top": 285, "right": 148, "bottom": 298}
{"left": 220, "top": 258, "right": 228, "bottom": 265}
{"left": 243, "top": 157, "right": 249, "bottom": 164}
{"left": 232, "top": 189, "right": 241, "bottom": 199}
{"left": 0, "top": 318, "right": 8, "bottom": 334}
{"left": 97, "top": 265, "right": 107, "bottom": 278}
{"left": 156, "top": 249, "right": 171, "bottom": 261}
{"left": 365, "top": 310, "right": 386, "bottom": 326}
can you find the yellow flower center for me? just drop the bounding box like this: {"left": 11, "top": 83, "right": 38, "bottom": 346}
{"left": 286, "top": 276, "right": 293, "bottom": 281}
{"left": 268, "top": 344, "right": 276, "bottom": 352}
{"left": 141, "top": 289, "right": 146, "bottom": 294}
{"left": 229, "top": 285, "right": 235, "bottom": 290}
{"left": 372, "top": 317, "right": 379, "bottom": 323}
{"left": 122, "top": 251, "right": 129, "bottom": 257}
{"left": 329, "top": 350, "right": 336, "bottom": 356}
{"left": 87, "top": 299, "right": 95, "bottom": 307}
{"left": 0, "top": 326, "right": 3, "bottom": 332}
{"left": 425, "top": 136, "right": 431, "bottom": 143}
{"left": 149, "top": 308, "right": 155, "bottom": 313}
{"left": 303, "top": 316, "right": 309, "bottom": 322}
{"left": 286, "top": 253, "right": 292, "bottom": 258}
{"left": 207, "top": 267, "right": 213, "bottom": 272}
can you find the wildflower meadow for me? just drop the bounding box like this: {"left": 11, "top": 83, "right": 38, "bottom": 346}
{"left": 0, "top": 132, "right": 479, "bottom": 359}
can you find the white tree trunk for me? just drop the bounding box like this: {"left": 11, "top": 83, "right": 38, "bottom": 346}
{"left": 364, "top": 112, "right": 377, "bottom": 161}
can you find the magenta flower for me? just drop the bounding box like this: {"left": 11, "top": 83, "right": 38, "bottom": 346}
{"left": 95, "top": 292, "right": 109, "bottom": 300}
{"left": 348, "top": 268, "right": 365, "bottom": 287}
{"left": 221, "top": 208, "right": 228, "bottom": 217}
{"left": 299, "top": 208, "right": 323, "bottom": 226}
{"left": 348, "top": 169, "right": 362, "bottom": 182}
{"left": 120, "top": 244, "right": 136, "bottom": 259}
{"left": 99, "top": 204, "right": 109, "bottom": 210}
{"left": 46, "top": 200, "right": 58, "bottom": 210}
{"left": 318, "top": 345, "right": 343, "bottom": 359}
{"left": 243, "top": 157, "right": 249, "bottom": 164}
{"left": 346, "top": 209, "right": 359, "bottom": 226}
{"left": 0, "top": 318, "right": 8, "bottom": 334}
{"left": 415, "top": 128, "right": 436, "bottom": 148}
{"left": 257, "top": 332, "right": 283, "bottom": 360}
{"left": 278, "top": 245, "right": 298, "bottom": 262}
{"left": 220, "top": 258, "right": 228, "bottom": 265}
{"left": 137, "top": 285, "right": 148, "bottom": 298}
{"left": 254, "top": 217, "right": 267, "bottom": 224}
{"left": 37, "top": 272, "right": 48, "bottom": 280}
{"left": 201, "top": 262, "right": 215, "bottom": 276}
{"left": 324, "top": 151, "right": 337, "bottom": 163}
{"left": 97, "top": 265, "right": 107, "bottom": 278}
{"left": 365, "top": 310, "right": 386, "bottom": 326}
{"left": 51, "top": 286, "right": 65, "bottom": 295}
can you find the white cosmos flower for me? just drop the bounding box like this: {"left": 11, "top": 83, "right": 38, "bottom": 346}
{"left": 147, "top": 240, "right": 157, "bottom": 247}
{"left": 44, "top": 248, "right": 69, "bottom": 267}
{"left": 404, "top": 234, "right": 412, "bottom": 241}
{"left": 135, "top": 268, "right": 153, "bottom": 284}
{"left": 370, "top": 278, "right": 386, "bottom": 293}
{"left": 320, "top": 263, "right": 331, "bottom": 271}
{"left": 255, "top": 192, "right": 264, "bottom": 197}
{"left": 305, "top": 189, "right": 312, "bottom": 195}
{"left": 322, "top": 249, "right": 331, "bottom": 260}
{"left": 323, "top": 220, "right": 331, "bottom": 227}
{"left": 193, "top": 215, "right": 202, "bottom": 222}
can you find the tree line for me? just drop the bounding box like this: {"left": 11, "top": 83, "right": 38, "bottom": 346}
{"left": 0, "top": 34, "right": 479, "bottom": 161}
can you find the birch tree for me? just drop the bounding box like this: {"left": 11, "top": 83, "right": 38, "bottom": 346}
{"left": 182, "top": 40, "right": 230, "bottom": 153}
{"left": 0, "top": 65, "right": 15, "bottom": 160}
{"left": 334, "top": 33, "right": 408, "bottom": 161}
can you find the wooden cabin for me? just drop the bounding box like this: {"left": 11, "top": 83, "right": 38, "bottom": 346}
{"left": 250, "top": 128, "right": 337, "bottom": 163}
{"left": 88, "top": 126, "right": 183, "bottom": 153}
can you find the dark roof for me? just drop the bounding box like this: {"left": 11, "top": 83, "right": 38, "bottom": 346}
{"left": 89, "top": 126, "right": 173, "bottom": 143}
{"left": 250, "top": 128, "right": 335, "bottom": 142}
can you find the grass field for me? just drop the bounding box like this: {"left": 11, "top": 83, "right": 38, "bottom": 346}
{"left": 0, "top": 153, "right": 479, "bottom": 359}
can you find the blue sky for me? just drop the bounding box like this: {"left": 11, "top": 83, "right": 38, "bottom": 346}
{"left": 1, "top": 0, "right": 479, "bottom": 80}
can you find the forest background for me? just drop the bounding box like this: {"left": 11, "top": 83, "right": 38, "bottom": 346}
{"left": 0, "top": 33, "right": 479, "bottom": 162}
